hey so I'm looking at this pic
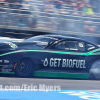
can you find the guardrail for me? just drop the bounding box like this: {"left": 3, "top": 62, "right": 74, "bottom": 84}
{"left": 0, "top": 1, "right": 100, "bottom": 36}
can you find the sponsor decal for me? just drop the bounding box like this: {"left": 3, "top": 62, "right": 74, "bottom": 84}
{"left": 0, "top": 60, "right": 9, "bottom": 63}
{"left": 4, "top": 60, "right": 9, "bottom": 63}
{"left": 78, "top": 42, "right": 84, "bottom": 47}
{"left": 2, "top": 69, "right": 12, "bottom": 72}
{"left": 5, "top": 42, "right": 17, "bottom": 49}
{"left": 43, "top": 58, "right": 86, "bottom": 68}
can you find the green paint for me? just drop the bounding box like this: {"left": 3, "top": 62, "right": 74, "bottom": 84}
{"left": 34, "top": 71, "right": 89, "bottom": 79}
{"left": 0, "top": 50, "right": 86, "bottom": 56}
{"left": 89, "top": 53, "right": 100, "bottom": 55}
{"left": 0, "top": 48, "right": 100, "bottom": 57}
{"left": 0, "top": 71, "right": 89, "bottom": 79}
{"left": 89, "top": 48, "right": 100, "bottom": 53}
{"left": 0, "top": 72, "right": 15, "bottom": 74}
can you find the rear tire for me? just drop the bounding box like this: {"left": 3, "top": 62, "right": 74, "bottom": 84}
{"left": 89, "top": 59, "right": 100, "bottom": 80}
{"left": 15, "top": 58, "right": 34, "bottom": 77}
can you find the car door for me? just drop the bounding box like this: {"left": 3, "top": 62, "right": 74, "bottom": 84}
{"left": 44, "top": 40, "right": 88, "bottom": 72}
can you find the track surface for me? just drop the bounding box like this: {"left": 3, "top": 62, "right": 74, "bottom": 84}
{"left": 0, "top": 77, "right": 100, "bottom": 90}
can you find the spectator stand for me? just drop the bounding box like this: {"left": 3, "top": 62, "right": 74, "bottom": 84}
{"left": 0, "top": 0, "right": 99, "bottom": 37}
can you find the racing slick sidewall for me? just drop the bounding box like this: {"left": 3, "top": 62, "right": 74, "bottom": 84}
{"left": 15, "top": 58, "right": 34, "bottom": 77}
{"left": 89, "top": 59, "right": 100, "bottom": 79}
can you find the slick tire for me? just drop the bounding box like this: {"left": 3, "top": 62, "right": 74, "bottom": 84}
{"left": 89, "top": 59, "right": 100, "bottom": 80}
{"left": 15, "top": 58, "right": 34, "bottom": 77}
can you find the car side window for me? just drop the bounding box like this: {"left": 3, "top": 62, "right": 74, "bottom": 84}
{"left": 86, "top": 43, "right": 96, "bottom": 51}
{"left": 55, "top": 41, "right": 86, "bottom": 52}
{"left": 55, "top": 42, "right": 65, "bottom": 50}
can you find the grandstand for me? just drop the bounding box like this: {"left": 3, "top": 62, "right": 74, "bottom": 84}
{"left": 0, "top": 0, "right": 100, "bottom": 38}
